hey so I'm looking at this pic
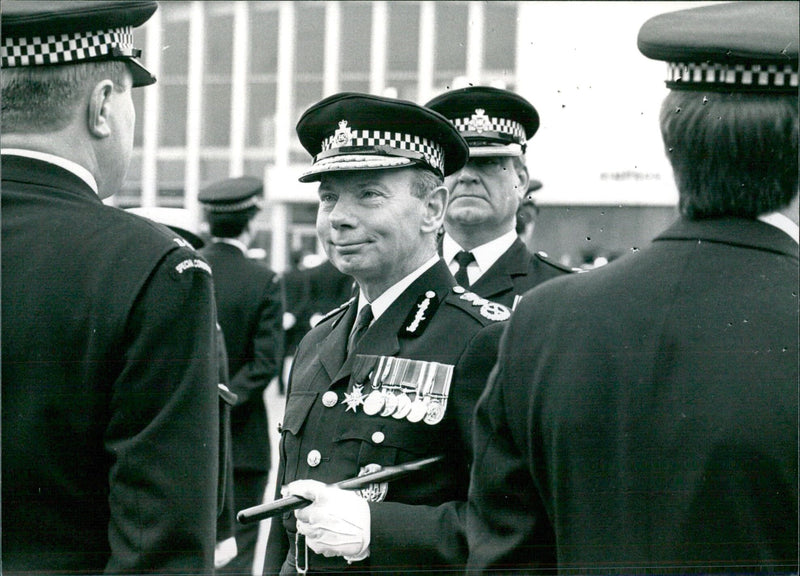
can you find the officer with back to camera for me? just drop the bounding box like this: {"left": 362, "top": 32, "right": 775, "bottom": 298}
{"left": 262, "top": 92, "right": 509, "bottom": 575}
{"left": 1, "top": 1, "right": 219, "bottom": 572}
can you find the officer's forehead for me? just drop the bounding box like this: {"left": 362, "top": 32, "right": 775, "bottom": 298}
{"left": 318, "top": 168, "right": 417, "bottom": 189}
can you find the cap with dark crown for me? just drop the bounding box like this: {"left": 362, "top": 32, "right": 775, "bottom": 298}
{"left": 1, "top": 0, "right": 158, "bottom": 87}
{"left": 199, "top": 177, "right": 264, "bottom": 214}
{"left": 425, "top": 86, "right": 539, "bottom": 158}
{"left": 638, "top": 1, "right": 798, "bottom": 93}
{"left": 295, "top": 92, "right": 469, "bottom": 183}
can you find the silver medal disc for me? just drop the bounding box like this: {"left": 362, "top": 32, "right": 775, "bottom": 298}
{"left": 392, "top": 393, "right": 413, "bottom": 419}
{"left": 362, "top": 390, "right": 385, "bottom": 416}
{"left": 380, "top": 391, "right": 398, "bottom": 417}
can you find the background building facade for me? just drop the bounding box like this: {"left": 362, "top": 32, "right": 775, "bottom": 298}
{"left": 120, "top": 1, "right": 700, "bottom": 272}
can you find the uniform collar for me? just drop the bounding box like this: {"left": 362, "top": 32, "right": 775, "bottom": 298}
{"left": 211, "top": 237, "right": 249, "bottom": 255}
{"left": 442, "top": 229, "right": 517, "bottom": 283}
{"left": 357, "top": 255, "right": 440, "bottom": 322}
{"left": 1, "top": 148, "right": 98, "bottom": 195}
{"left": 758, "top": 212, "right": 799, "bottom": 244}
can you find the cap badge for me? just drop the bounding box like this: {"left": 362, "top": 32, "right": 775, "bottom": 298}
{"left": 468, "top": 109, "right": 490, "bottom": 133}
{"left": 333, "top": 120, "right": 354, "bottom": 148}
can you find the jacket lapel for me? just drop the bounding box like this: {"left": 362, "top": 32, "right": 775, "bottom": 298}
{"left": 469, "top": 239, "right": 528, "bottom": 298}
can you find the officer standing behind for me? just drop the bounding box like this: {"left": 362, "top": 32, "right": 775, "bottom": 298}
{"left": 426, "top": 87, "right": 571, "bottom": 309}
{"left": 466, "top": 2, "right": 798, "bottom": 572}
{"left": 1, "top": 1, "right": 220, "bottom": 573}
{"left": 199, "top": 177, "right": 284, "bottom": 575}
{"left": 262, "top": 92, "right": 508, "bottom": 575}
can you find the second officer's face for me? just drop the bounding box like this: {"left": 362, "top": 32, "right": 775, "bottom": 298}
{"left": 316, "top": 167, "right": 436, "bottom": 294}
{"left": 444, "top": 155, "right": 528, "bottom": 233}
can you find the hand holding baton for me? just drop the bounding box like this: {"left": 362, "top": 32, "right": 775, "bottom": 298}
{"left": 236, "top": 454, "right": 443, "bottom": 524}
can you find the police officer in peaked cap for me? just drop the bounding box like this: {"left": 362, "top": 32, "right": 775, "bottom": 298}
{"left": 262, "top": 92, "right": 510, "bottom": 575}
{"left": 199, "top": 177, "right": 284, "bottom": 575}
{"left": 2, "top": 2, "right": 220, "bottom": 572}
{"left": 467, "top": 2, "right": 799, "bottom": 572}
{"left": 426, "top": 86, "right": 572, "bottom": 310}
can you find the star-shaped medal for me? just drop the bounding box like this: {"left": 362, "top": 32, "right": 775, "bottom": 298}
{"left": 342, "top": 384, "right": 366, "bottom": 413}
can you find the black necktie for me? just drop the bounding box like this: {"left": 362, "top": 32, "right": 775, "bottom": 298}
{"left": 348, "top": 304, "right": 373, "bottom": 354}
{"left": 453, "top": 250, "right": 475, "bottom": 287}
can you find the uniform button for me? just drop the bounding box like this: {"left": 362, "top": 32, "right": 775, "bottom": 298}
{"left": 307, "top": 450, "right": 322, "bottom": 467}
{"left": 322, "top": 391, "right": 338, "bottom": 407}
{"left": 452, "top": 285, "right": 466, "bottom": 294}
{"left": 371, "top": 431, "right": 385, "bottom": 444}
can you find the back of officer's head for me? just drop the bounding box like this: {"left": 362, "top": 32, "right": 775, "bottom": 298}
{"left": 639, "top": 1, "right": 798, "bottom": 220}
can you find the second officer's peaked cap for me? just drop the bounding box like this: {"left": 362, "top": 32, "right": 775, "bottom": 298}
{"left": 1, "top": 0, "right": 158, "bottom": 87}
{"left": 199, "top": 177, "right": 264, "bottom": 214}
{"left": 638, "top": 1, "right": 798, "bottom": 93}
{"left": 425, "top": 86, "right": 539, "bottom": 158}
{"left": 295, "top": 92, "right": 469, "bottom": 183}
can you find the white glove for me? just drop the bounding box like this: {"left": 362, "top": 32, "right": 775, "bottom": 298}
{"left": 284, "top": 480, "right": 371, "bottom": 562}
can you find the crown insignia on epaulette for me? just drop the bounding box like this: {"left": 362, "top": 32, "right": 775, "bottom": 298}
{"left": 333, "top": 120, "right": 353, "bottom": 148}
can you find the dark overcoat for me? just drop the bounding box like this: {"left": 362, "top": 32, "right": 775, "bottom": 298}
{"left": 264, "top": 260, "right": 506, "bottom": 575}
{"left": 1, "top": 155, "right": 219, "bottom": 573}
{"left": 200, "top": 241, "right": 283, "bottom": 471}
{"left": 467, "top": 217, "right": 799, "bottom": 573}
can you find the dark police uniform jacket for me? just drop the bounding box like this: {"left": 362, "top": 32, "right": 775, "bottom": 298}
{"left": 201, "top": 241, "right": 283, "bottom": 472}
{"left": 264, "top": 260, "right": 507, "bottom": 575}
{"left": 1, "top": 155, "right": 220, "bottom": 573}
{"left": 467, "top": 217, "right": 799, "bottom": 573}
{"left": 444, "top": 237, "right": 570, "bottom": 309}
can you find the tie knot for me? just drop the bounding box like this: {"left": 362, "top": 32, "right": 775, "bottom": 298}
{"left": 454, "top": 250, "right": 475, "bottom": 267}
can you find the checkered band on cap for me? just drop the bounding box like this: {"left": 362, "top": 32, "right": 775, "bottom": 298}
{"left": 1, "top": 26, "right": 137, "bottom": 68}
{"left": 451, "top": 110, "right": 527, "bottom": 144}
{"left": 319, "top": 125, "right": 445, "bottom": 175}
{"left": 202, "top": 195, "right": 262, "bottom": 214}
{"left": 667, "top": 62, "right": 799, "bottom": 91}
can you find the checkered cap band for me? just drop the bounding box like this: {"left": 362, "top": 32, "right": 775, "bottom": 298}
{"left": 1, "top": 26, "right": 136, "bottom": 68}
{"left": 320, "top": 130, "right": 445, "bottom": 175}
{"left": 667, "top": 62, "right": 799, "bottom": 90}
{"left": 451, "top": 115, "right": 527, "bottom": 144}
{"left": 202, "top": 195, "right": 262, "bottom": 214}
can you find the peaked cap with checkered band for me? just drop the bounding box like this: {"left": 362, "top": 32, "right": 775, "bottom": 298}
{"left": 425, "top": 86, "right": 539, "bottom": 158}
{"left": 296, "top": 92, "right": 469, "bottom": 183}
{"left": 1, "top": 0, "right": 158, "bottom": 88}
{"left": 638, "top": 1, "right": 798, "bottom": 93}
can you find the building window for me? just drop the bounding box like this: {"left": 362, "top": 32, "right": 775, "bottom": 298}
{"left": 434, "top": 2, "right": 468, "bottom": 86}
{"left": 484, "top": 3, "right": 517, "bottom": 74}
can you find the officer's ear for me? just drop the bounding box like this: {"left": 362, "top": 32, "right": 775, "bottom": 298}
{"left": 421, "top": 184, "right": 448, "bottom": 234}
{"left": 87, "top": 79, "right": 115, "bottom": 139}
{"left": 514, "top": 159, "right": 530, "bottom": 197}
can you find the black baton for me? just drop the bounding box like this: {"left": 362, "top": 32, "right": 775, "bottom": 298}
{"left": 236, "top": 454, "right": 443, "bottom": 524}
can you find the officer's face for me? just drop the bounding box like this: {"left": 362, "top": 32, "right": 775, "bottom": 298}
{"left": 444, "top": 155, "right": 528, "bottom": 234}
{"left": 317, "top": 168, "right": 442, "bottom": 295}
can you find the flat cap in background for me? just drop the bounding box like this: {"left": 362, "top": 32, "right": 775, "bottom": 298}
{"left": 1, "top": 0, "right": 158, "bottom": 87}
{"left": 425, "top": 86, "right": 539, "bottom": 157}
{"left": 638, "top": 1, "right": 798, "bottom": 93}
{"left": 198, "top": 177, "right": 264, "bottom": 214}
{"left": 295, "top": 92, "right": 469, "bottom": 182}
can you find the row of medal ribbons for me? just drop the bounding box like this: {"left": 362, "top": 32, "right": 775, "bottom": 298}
{"left": 345, "top": 354, "right": 454, "bottom": 425}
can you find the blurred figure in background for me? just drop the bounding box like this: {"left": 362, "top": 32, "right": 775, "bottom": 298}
{"left": 426, "top": 87, "right": 571, "bottom": 309}
{"left": 199, "top": 177, "right": 284, "bottom": 575}
{"left": 467, "top": 2, "right": 798, "bottom": 572}
{"left": 1, "top": 1, "right": 220, "bottom": 572}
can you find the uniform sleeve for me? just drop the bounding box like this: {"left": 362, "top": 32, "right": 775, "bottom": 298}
{"left": 465, "top": 310, "right": 557, "bottom": 574}
{"left": 103, "top": 248, "right": 219, "bottom": 573}
{"left": 229, "top": 274, "right": 284, "bottom": 405}
{"left": 369, "top": 321, "right": 506, "bottom": 572}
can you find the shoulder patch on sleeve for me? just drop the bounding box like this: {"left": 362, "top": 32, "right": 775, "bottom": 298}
{"left": 535, "top": 251, "right": 579, "bottom": 273}
{"left": 166, "top": 248, "right": 214, "bottom": 281}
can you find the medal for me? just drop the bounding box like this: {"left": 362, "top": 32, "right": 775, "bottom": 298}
{"left": 362, "top": 356, "right": 387, "bottom": 416}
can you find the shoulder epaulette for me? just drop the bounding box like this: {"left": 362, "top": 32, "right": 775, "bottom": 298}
{"left": 447, "top": 286, "right": 511, "bottom": 323}
{"left": 534, "top": 250, "right": 581, "bottom": 273}
{"left": 314, "top": 296, "right": 356, "bottom": 327}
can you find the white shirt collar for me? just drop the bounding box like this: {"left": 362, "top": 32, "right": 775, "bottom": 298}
{"left": 357, "top": 255, "right": 440, "bottom": 322}
{"left": 758, "top": 212, "right": 799, "bottom": 244}
{"left": 443, "top": 230, "right": 517, "bottom": 285}
{"left": 211, "top": 237, "right": 250, "bottom": 255}
{"left": 1, "top": 148, "right": 99, "bottom": 195}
